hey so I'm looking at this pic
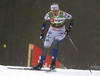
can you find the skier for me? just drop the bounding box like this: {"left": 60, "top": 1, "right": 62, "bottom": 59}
{"left": 32, "top": 3, "right": 74, "bottom": 70}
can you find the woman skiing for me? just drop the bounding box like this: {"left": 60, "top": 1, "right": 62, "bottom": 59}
{"left": 32, "top": 3, "right": 74, "bottom": 70}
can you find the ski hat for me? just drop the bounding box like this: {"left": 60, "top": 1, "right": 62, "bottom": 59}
{"left": 50, "top": 4, "right": 59, "bottom": 10}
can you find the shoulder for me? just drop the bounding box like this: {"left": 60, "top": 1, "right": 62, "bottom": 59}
{"left": 60, "top": 10, "right": 72, "bottom": 19}
{"left": 44, "top": 11, "right": 51, "bottom": 20}
{"left": 60, "top": 10, "right": 69, "bottom": 16}
{"left": 45, "top": 11, "right": 54, "bottom": 18}
{"left": 44, "top": 11, "right": 52, "bottom": 17}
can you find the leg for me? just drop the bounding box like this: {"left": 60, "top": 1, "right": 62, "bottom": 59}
{"left": 50, "top": 34, "right": 65, "bottom": 69}
{"left": 52, "top": 39, "right": 63, "bottom": 60}
{"left": 39, "top": 31, "right": 54, "bottom": 63}
{"left": 32, "top": 40, "right": 53, "bottom": 70}
{"left": 50, "top": 39, "right": 63, "bottom": 69}
{"left": 39, "top": 40, "right": 53, "bottom": 63}
{"left": 52, "top": 34, "right": 65, "bottom": 60}
{"left": 32, "top": 31, "right": 55, "bottom": 70}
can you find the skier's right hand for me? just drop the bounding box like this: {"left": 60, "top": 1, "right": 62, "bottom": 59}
{"left": 40, "top": 33, "right": 44, "bottom": 40}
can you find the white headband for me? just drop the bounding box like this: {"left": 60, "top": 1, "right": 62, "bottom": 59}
{"left": 51, "top": 4, "right": 59, "bottom": 10}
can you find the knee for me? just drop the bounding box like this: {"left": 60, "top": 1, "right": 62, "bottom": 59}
{"left": 41, "top": 47, "right": 49, "bottom": 56}
{"left": 53, "top": 39, "right": 59, "bottom": 49}
{"left": 44, "top": 41, "right": 51, "bottom": 47}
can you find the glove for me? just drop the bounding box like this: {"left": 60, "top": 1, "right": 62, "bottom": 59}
{"left": 40, "top": 33, "right": 44, "bottom": 40}
{"left": 64, "top": 29, "right": 71, "bottom": 36}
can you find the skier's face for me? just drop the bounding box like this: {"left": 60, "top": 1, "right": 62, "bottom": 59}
{"left": 52, "top": 10, "right": 59, "bottom": 16}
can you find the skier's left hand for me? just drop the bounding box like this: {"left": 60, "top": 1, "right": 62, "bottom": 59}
{"left": 64, "top": 29, "right": 71, "bottom": 36}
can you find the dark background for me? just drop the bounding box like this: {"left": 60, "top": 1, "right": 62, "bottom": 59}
{"left": 0, "top": 0, "right": 100, "bottom": 69}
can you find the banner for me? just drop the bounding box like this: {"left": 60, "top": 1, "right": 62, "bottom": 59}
{"left": 32, "top": 45, "right": 64, "bottom": 68}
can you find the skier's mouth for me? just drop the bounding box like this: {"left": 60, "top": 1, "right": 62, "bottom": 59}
{"left": 54, "top": 14, "right": 57, "bottom": 16}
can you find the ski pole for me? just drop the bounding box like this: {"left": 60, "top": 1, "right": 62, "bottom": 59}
{"left": 67, "top": 36, "right": 78, "bottom": 52}
{"left": 67, "top": 35, "right": 92, "bottom": 73}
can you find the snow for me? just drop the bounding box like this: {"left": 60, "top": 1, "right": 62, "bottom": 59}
{"left": 0, "top": 65, "right": 100, "bottom": 76}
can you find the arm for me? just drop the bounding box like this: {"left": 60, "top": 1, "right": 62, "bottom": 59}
{"left": 41, "top": 19, "right": 47, "bottom": 33}
{"left": 40, "top": 19, "right": 47, "bottom": 40}
{"left": 66, "top": 17, "right": 74, "bottom": 35}
{"left": 64, "top": 12, "right": 74, "bottom": 35}
{"left": 40, "top": 12, "right": 49, "bottom": 39}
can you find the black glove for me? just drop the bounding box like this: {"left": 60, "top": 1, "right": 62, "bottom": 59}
{"left": 64, "top": 29, "right": 71, "bottom": 36}
{"left": 40, "top": 33, "right": 44, "bottom": 40}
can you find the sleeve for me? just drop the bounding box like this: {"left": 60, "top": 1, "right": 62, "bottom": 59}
{"left": 41, "top": 12, "right": 49, "bottom": 34}
{"left": 63, "top": 12, "right": 72, "bottom": 20}
{"left": 44, "top": 12, "right": 50, "bottom": 20}
{"left": 64, "top": 12, "right": 74, "bottom": 32}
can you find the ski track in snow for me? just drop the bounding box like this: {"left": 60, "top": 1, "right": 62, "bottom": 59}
{"left": 0, "top": 65, "right": 100, "bottom": 76}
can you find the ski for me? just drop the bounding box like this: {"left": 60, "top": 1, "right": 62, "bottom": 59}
{"left": 7, "top": 67, "right": 56, "bottom": 72}
{"left": 46, "top": 69, "right": 56, "bottom": 72}
{"left": 8, "top": 67, "right": 33, "bottom": 70}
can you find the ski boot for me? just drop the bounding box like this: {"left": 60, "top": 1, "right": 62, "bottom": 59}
{"left": 50, "top": 59, "right": 56, "bottom": 70}
{"left": 32, "top": 62, "right": 43, "bottom": 70}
